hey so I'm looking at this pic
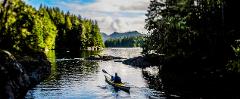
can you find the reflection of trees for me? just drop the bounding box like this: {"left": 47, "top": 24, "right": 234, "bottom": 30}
{"left": 57, "top": 60, "right": 99, "bottom": 75}
{"left": 42, "top": 58, "right": 99, "bottom": 87}
{"left": 142, "top": 67, "right": 185, "bottom": 98}
{"left": 56, "top": 50, "right": 101, "bottom": 59}
{"left": 142, "top": 67, "right": 162, "bottom": 91}
{"left": 45, "top": 50, "right": 57, "bottom": 79}
{"left": 42, "top": 50, "right": 100, "bottom": 87}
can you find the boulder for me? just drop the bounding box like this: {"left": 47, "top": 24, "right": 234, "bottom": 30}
{"left": 0, "top": 50, "right": 51, "bottom": 99}
{"left": 85, "top": 55, "right": 127, "bottom": 61}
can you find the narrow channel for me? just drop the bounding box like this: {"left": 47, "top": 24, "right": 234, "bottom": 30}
{"left": 25, "top": 48, "right": 166, "bottom": 99}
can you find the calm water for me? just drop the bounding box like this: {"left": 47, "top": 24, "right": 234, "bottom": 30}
{"left": 25, "top": 48, "right": 168, "bottom": 99}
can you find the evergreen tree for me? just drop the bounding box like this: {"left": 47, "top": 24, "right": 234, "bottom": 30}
{"left": 105, "top": 37, "right": 144, "bottom": 47}
{"left": 144, "top": 0, "right": 239, "bottom": 69}
{"left": 0, "top": 0, "right": 104, "bottom": 55}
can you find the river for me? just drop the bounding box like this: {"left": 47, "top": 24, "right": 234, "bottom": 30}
{"left": 25, "top": 48, "right": 170, "bottom": 99}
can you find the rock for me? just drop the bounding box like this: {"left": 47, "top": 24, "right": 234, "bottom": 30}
{"left": 85, "top": 55, "right": 127, "bottom": 61}
{"left": 0, "top": 50, "right": 29, "bottom": 98}
{"left": 102, "top": 56, "right": 113, "bottom": 60}
{"left": 114, "top": 60, "right": 124, "bottom": 62}
{"left": 123, "top": 56, "right": 160, "bottom": 68}
{"left": 86, "top": 55, "right": 101, "bottom": 60}
{"left": 0, "top": 50, "right": 51, "bottom": 99}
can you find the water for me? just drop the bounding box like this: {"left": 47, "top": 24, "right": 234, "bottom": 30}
{"left": 25, "top": 48, "right": 167, "bottom": 99}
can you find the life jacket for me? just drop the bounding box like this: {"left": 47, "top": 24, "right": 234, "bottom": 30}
{"left": 114, "top": 76, "right": 121, "bottom": 83}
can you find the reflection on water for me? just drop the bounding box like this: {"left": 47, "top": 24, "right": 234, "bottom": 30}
{"left": 56, "top": 50, "right": 101, "bottom": 59}
{"left": 142, "top": 66, "right": 162, "bottom": 91}
{"left": 45, "top": 50, "right": 57, "bottom": 80}
{"left": 25, "top": 48, "right": 166, "bottom": 99}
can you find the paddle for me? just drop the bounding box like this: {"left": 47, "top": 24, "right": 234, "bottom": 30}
{"left": 102, "top": 69, "right": 129, "bottom": 85}
{"left": 102, "top": 69, "right": 112, "bottom": 76}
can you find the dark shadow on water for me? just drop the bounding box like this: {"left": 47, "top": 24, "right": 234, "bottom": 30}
{"left": 142, "top": 67, "right": 178, "bottom": 98}
{"left": 141, "top": 65, "right": 240, "bottom": 99}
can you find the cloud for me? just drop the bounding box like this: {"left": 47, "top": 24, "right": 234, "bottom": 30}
{"left": 25, "top": 0, "right": 150, "bottom": 34}
{"left": 119, "top": 1, "right": 149, "bottom": 11}
{"left": 101, "top": 16, "right": 146, "bottom": 34}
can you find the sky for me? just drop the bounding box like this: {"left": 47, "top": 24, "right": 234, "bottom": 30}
{"left": 24, "top": 0, "right": 150, "bottom": 34}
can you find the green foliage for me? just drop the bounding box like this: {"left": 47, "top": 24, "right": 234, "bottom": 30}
{"left": 0, "top": 0, "right": 104, "bottom": 55}
{"left": 0, "top": 0, "right": 48, "bottom": 52}
{"left": 144, "top": 0, "right": 240, "bottom": 70}
{"left": 48, "top": 8, "right": 104, "bottom": 50}
{"left": 105, "top": 36, "right": 144, "bottom": 47}
{"left": 227, "top": 40, "right": 240, "bottom": 72}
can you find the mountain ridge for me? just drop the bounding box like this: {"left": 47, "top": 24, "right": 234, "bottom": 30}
{"left": 101, "top": 31, "right": 145, "bottom": 42}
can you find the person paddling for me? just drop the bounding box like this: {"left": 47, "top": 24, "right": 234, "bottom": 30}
{"left": 112, "top": 73, "right": 122, "bottom": 83}
{"left": 102, "top": 69, "right": 122, "bottom": 83}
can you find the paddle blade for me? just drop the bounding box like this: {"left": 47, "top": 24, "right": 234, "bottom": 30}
{"left": 102, "top": 69, "right": 107, "bottom": 74}
{"left": 102, "top": 69, "right": 112, "bottom": 76}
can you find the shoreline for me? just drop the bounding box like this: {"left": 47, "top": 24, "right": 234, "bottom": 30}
{"left": 122, "top": 54, "right": 163, "bottom": 68}
{"left": 0, "top": 50, "right": 51, "bottom": 99}
{"left": 122, "top": 54, "right": 240, "bottom": 98}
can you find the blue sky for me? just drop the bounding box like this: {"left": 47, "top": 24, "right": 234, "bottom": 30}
{"left": 25, "top": 0, "right": 96, "bottom": 9}
{"left": 24, "top": 0, "right": 149, "bottom": 34}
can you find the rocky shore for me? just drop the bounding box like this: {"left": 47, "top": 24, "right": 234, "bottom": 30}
{"left": 85, "top": 55, "right": 127, "bottom": 61}
{"left": 123, "top": 54, "right": 163, "bottom": 68}
{"left": 123, "top": 54, "right": 240, "bottom": 98}
{"left": 123, "top": 56, "right": 152, "bottom": 67}
{"left": 0, "top": 50, "right": 51, "bottom": 99}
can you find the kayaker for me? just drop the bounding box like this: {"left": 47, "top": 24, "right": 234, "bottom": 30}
{"left": 113, "top": 73, "right": 122, "bottom": 83}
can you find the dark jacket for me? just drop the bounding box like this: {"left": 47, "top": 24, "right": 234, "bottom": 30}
{"left": 114, "top": 75, "right": 121, "bottom": 83}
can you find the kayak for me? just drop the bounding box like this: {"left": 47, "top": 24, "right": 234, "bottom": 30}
{"left": 104, "top": 75, "right": 130, "bottom": 92}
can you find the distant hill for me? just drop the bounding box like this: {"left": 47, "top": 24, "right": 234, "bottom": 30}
{"left": 110, "top": 31, "right": 144, "bottom": 39}
{"left": 101, "top": 33, "right": 110, "bottom": 42}
{"left": 101, "top": 31, "right": 144, "bottom": 42}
